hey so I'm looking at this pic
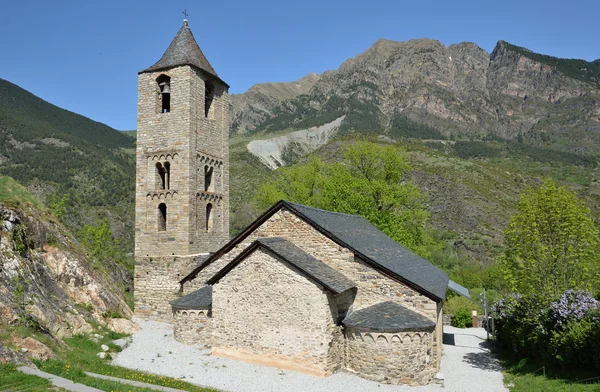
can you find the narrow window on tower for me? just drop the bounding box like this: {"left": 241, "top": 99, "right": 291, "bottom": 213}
{"left": 158, "top": 203, "right": 167, "bottom": 231}
{"left": 156, "top": 74, "right": 171, "bottom": 113}
{"left": 206, "top": 203, "right": 213, "bottom": 231}
{"left": 204, "top": 165, "right": 214, "bottom": 192}
{"left": 164, "top": 161, "right": 171, "bottom": 189}
{"left": 156, "top": 162, "right": 166, "bottom": 190}
{"left": 204, "top": 80, "right": 214, "bottom": 118}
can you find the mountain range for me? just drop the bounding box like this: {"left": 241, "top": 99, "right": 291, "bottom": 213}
{"left": 232, "top": 39, "right": 600, "bottom": 155}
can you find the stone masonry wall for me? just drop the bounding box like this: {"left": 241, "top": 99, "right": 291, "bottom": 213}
{"left": 135, "top": 65, "right": 230, "bottom": 258}
{"left": 211, "top": 248, "right": 340, "bottom": 376}
{"left": 134, "top": 255, "right": 199, "bottom": 322}
{"left": 173, "top": 309, "right": 211, "bottom": 345}
{"left": 184, "top": 208, "right": 442, "bottom": 366}
{"left": 345, "top": 328, "right": 436, "bottom": 385}
{"left": 136, "top": 66, "right": 195, "bottom": 258}
{"left": 135, "top": 62, "right": 231, "bottom": 320}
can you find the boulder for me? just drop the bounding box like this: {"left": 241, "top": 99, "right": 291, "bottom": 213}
{"left": 0, "top": 344, "right": 32, "bottom": 366}
{"left": 12, "top": 337, "right": 55, "bottom": 361}
{"left": 107, "top": 318, "right": 140, "bottom": 335}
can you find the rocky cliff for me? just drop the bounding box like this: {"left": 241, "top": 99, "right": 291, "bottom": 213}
{"left": 0, "top": 202, "right": 132, "bottom": 341}
{"left": 232, "top": 39, "right": 600, "bottom": 154}
{"left": 231, "top": 73, "right": 320, "bottom": 135}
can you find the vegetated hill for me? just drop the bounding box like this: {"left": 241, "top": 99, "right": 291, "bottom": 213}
{"left": 0, "top": 78, "right": 136, "bottom": 256}
{"left": 231, "top": 39, "right": 600, "bottom": 154}
{"left": 229, "top": 132, "right": 600, "bottom": 267}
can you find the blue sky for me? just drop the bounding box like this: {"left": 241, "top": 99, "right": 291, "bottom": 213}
{"left": 1, "top": 0, "right": 598, "bottom": 131}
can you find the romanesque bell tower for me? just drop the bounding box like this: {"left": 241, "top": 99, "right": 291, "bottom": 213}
{"left": 134, "top": 19, "right": 231, "bottom": 320}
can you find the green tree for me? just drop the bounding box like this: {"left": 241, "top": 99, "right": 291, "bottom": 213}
{"left": 255, "top": 142, "right": 432, "bottom": 256}
{"left": 78, "top": 219, "right": 126, "bottom": 270}
{"left": 501, "top": 179, "right": 599, "bottom": 297}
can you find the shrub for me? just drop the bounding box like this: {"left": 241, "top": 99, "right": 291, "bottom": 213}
{"left": 452, "top": 308, "right": 473, "bottom": 328}
{"left": 549, "top": 290, "right": 598, "bottom": 327}
{"left": 493, "top": 291, "right": 600, "bottom": 372}
{"left": 492, "top": 294, "right": 549, "bottom": 358}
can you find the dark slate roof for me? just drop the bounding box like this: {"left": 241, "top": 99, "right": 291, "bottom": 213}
{"left": 140, "top": 20, "right": 228, "bottom": 87}
{"left": 342, "top": 301, "right": 436, "bottom": 332}
{"left": 181, "top": 200, "right": 449, "bottom": 301}
{"left": 207, "top": 237, "right": 356, "bottom": 295}
{"left": 283, "top": 202, "right": 449, "bottom": 300}
{"left": 170, "top": 285, "right": 212, "bottom": 310}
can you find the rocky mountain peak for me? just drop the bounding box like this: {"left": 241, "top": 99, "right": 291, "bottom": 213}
{"left": 233, "top": 37, "right": 600, "bottom": 153}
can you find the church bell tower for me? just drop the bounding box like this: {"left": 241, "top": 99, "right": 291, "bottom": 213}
{"left": 134, "top": 19, "right": 230, "bottom": 319}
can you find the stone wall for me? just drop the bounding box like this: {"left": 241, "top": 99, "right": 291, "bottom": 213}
{"left": 185, "top": 207, "right": 442, "bottom": 365}
{"left": 135, "top": 60, "right": 231, "bottom": 321}
{"left": 211, "top": 248, "right": 340, "bottom": 376}
{"left": 345, "top": 328, "right": 436, "bottom": 385}
{"left": 173, "top": 309, "right": 211, "bottom": 345}
{"left": 134, "top": 255, "right": 200, "bottom": 321}
{"left": 135, "top": 65, "right": 230, "bottom": 258}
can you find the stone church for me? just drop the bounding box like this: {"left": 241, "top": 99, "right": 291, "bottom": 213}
{"left": 134, "top": 20, "right": 450, "bottom": 385}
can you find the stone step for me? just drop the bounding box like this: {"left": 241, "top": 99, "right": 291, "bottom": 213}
{"left": 16, "top": 367, "right": 102, "bottom": 392}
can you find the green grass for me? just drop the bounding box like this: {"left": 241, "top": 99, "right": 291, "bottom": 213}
{"left": 0, "top": 363, "right": 67, "bottom": 391}
{"left": 35, "top": 331, "right": 217, "bottom": 392}
{"left": 35, "top": 361, "right": 160, "bottom": 392}
{"left": 501, "top": 357, "right": 600, "bottom": 391}
{"left": 0, "top": 321, "right": 216, "bottom": 392}
{"left": 0, "top": 175, "right": 44, "bottom": 209}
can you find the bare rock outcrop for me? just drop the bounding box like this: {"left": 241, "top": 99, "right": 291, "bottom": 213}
{"left": 0, "top": 203, "right": 133, "bottom": 352}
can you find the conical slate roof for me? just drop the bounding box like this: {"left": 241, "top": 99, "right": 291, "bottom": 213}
{"left": 140, "top": 20, "right": 226, "bottom": 86}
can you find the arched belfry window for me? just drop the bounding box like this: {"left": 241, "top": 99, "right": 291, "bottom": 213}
{"left": 156, "top": 74, "right": 171, "bottom": 113}
{"left": 206, "top": 203, "right": 213, "bottom": 231}
{"left": 156, "top": 162, "right": 166, "bottom": 190}
{"left": 158, "top": 203, "right": 167, "bottom": 231}
{"left": 164, "top": 161, "right": 171, "bottom": 190}
{"left": 204, "top": 80, "right": 214, "bottom": 118}
{"left": 204, "top": 165, "right": 214, "bottom": 192}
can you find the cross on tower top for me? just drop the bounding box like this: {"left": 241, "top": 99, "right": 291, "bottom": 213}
{"left": 182, "top": 9, "right": 188, "bottom": 20}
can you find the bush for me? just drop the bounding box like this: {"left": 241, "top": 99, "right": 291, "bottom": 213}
{"left": 493, "top": 291, "right": 600, "bottom": 372}
{"left": 493, "top": 294, "right": 549, "bottom": 359}
{"left": 452, "top": 308, "right": 473, "bottom": 328}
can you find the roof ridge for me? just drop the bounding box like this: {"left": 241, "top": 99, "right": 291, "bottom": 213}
{"left": 283, "top": 200, "right": 365, "bottom": 219}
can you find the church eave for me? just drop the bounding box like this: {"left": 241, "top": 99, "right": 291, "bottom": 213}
{"left": 138, "top": 65, "right": 229, "bottom": 88}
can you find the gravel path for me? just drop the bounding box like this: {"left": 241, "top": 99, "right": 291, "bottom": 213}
{"left": 113, "top": 319, "right": 507, "bottom": 392}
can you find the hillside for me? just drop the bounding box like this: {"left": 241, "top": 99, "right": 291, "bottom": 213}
{"left": 231, "top": 39, "right": 600, "bottom": 154}
{"left": 231, "top": 72, "right": 320, "bottom": 135}
{"left": 231, "top": 134, "right": 600, "bottom": 266}
{"left": 0, "top": 78, "right": 136, "bottom": 256}
{"left": 0, "top": 181, "right": 133, "bottom": 359}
